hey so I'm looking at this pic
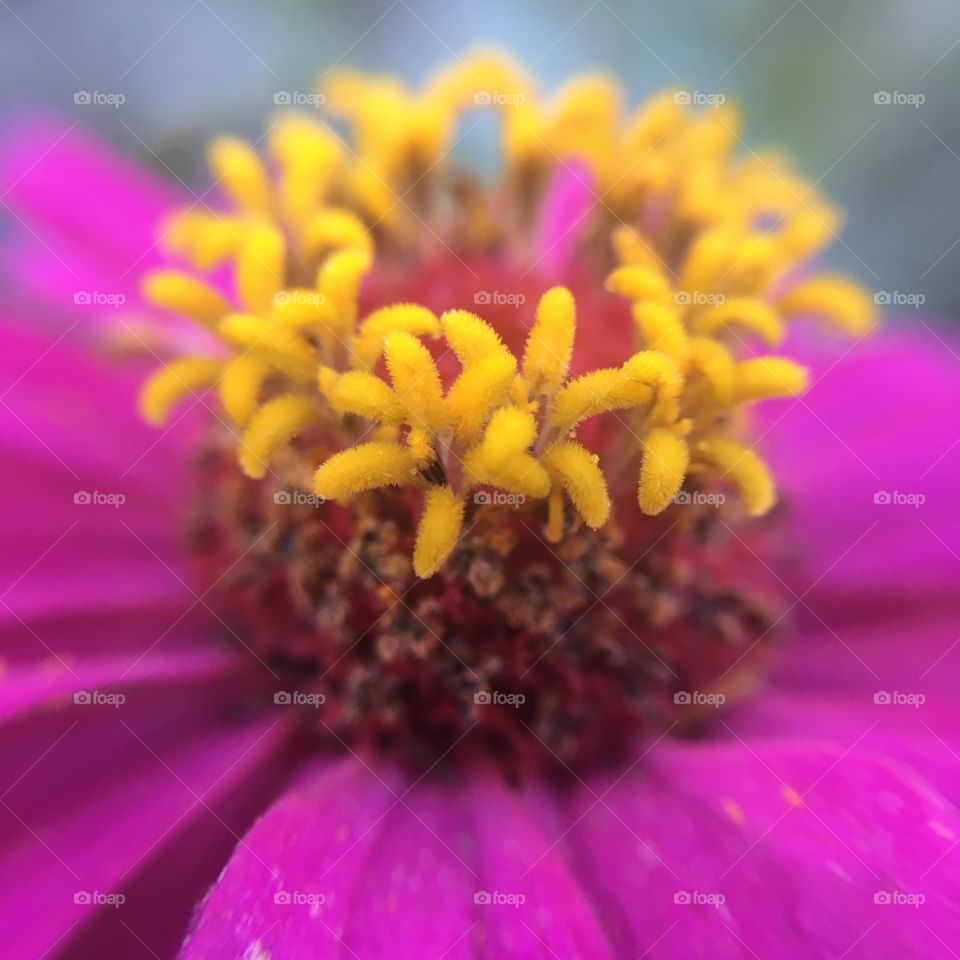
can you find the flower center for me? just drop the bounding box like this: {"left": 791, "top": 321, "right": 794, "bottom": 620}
{"left": 135, "top": 51, "right": 874, "bottom": 774}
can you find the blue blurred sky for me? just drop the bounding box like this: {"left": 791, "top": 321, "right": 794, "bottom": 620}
{"left": 2, "top": 0, "right": 960, "bottom": 315}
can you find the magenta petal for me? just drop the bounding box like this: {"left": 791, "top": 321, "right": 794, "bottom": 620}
{"left": 180, "top": 758, "right": 404, "bottom": 959}
{"left": 1, "top": 669, "right": 297, "bottom": 960}
{"left": 534, "top": 160, "right": 596, "bottom": 278}
{"left": 0, "top": 117, "right": 177, "bottom": 275}
{"left": 565, "top": 739, "right": 960, "bottom": 958}
{"left": 764, "top": 328, "right": 960, "bottom": 606}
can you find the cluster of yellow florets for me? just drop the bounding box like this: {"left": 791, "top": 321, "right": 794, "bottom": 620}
{"left": 137, "top": 50, "right": 875, "bottom": 578}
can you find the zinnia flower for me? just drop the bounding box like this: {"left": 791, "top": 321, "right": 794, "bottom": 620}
{"left": 3, "top": 51, "right": 959, "bottom": 959}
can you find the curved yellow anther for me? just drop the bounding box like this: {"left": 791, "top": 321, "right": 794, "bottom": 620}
{"left": 735, "top": 358, "right": 809, "bottom": 402}
{"left": 446, "top": 352, "right": 517, "bottom": 441}
{"left": 207, "top": 137, "right": 272, "bottom": 214}
{"left": 317, "top": 247, "right": 371, "bottom": 335}
{"left": 219, "top": 355, "right": 273, "bottom": 427}
{"left": 631, "top": 302, "right": 690, "bottom": 370}
{"left": 779, "top": 274, "right": 875, "bottom": 336}
{"left": 697, "top": 437, "right": 775, "bottom": 517}
{"left": 621, "top": 350, "right": 683, "bottom": 423}
{"left": 413, "top": 485, "right": 464, "bottom": 578}
{"left": 440, "top": 309, "right": 510, "bottom": 365}
{"left": 541, "top": 442, "right": 610, "bottom": 529}
{"left": 268, "top": 115, "right": 342, "bottom": 223}
{"left": 692, "top": 297, "right": 785, "bottom": 347}
{"left": 549, "top": 367, "right": 650, "bottom": 434}
{"left": 329, "top": 370, "right": 405, "bottom": 424}
{"left": 465, "top": 406, "right": 550, "bottom": 498}
{"left": 638, "top": 428, "right": 689, "bottom": 515}
{"left": 354, "top": 304, "right": 440, "bottom": 370}
{"left": 522, "top": 286, "right": 576, "bottom": 394}
{"left": 141, "top": 271, "right": 230, "bottom": 329}
{"left": 678, "top": 227, "right": 733, "bottom": 295}
{"left": 163, "top": 211, "right": 245, "bottom": 270}
{"left": 383, "top": 332, "right": 448, "bottom": 431}
{"left": 271, "top": 288, "right": 328, "bottom": 328}
{"left": 138, "top": 356, "right": 222, "bottom": 426}
{"left": 313, "top": 441, "right": 417, "bottom": 499}
{"left": 605, "top": 265, "right": 671, "bottom": 302}
{"left": 478, "top": 406, "right": 538, "bottom": 471}
{"left": 302, "top": 208, "right": 372, "bottom": 259}
{"left": 687, "top": 337, "right": 736, "bottom": 406}
{"left": 778, "top": 202, "right": 841, "bottom": 261}
{"left": 405, "top": 426, "right": 435, "bottom": 465}
{"left": 238, "top": 394, "right": 317, "bottom": 479}
{"left": 219, "top": 314, "right": 316, "bottom": 383}
{"left": 235, "top": 222, "right": 286, "bottom": 314}
{"left": 612, "top": 227, "right": 660, "bottom": 269}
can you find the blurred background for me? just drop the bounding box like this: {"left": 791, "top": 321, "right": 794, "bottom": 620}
{"left": 1, "top": 0, "right": 959, "bottom": 316}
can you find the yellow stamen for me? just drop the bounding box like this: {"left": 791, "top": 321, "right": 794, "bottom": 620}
{"left": 440, "top": 309, "right": 510, "bottom": 365}
{"left": 413, "top": 485, "right": 464, "bottom": 578}
{"left": 328, "top": 370, "right": 406, "bottom": 424}
{"left": 141, "top": 271, "right": 230, "bottom": 329}
{"left": 522, "top": 286, "right": 576, "bottom": 394}
{"left": 219, "top": 314, "right": 316, "bottom": 383}
{"left": 138, "top": 356, "right": 222, "bottom": 426}
{"left": 779, "top": 274, "right": 875, "bottom": 335}
{"left": 734, "top": 358, "right": 809, "bottom": 402}
{"left": 383, "top": 332, "right": 448, "bottom": 432}
{"left": 697, "top": 437, "right": 775, "bottom": 516}
{"left": 541, "top": 442, "right": 610, "bottom": 529}
{"left": 354, "top": 304, "right": 441, "bottom": 370}
{"left": 314, "top": 442, "right": 417, "bottom": 499}
{"left": 207, "top": 136, "right": 272, "bottom": 215}
{"left": 235, "top": 222, "right": 286, "bottom": 314}
{"left": 638, "top": 429, "right": 689, "bottom": 515}
{"left": 238, "top": 394, "right": 317, "bottom": 479}
{"left": 219, "top": 355, "right": 273, "bottom": 427}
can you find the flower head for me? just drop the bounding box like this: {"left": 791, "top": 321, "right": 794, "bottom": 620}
{"left": 130, "top": 52, "right": 880, "bottom": 772}
{"left": 4, "top": 46, "right": 960, "bottom": 960}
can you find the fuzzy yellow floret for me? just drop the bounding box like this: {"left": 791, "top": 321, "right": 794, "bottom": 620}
{"left": 638, "top": 429, "right": 689, "bottom": 515}
{"left": 541, "top": 442, "right": 610, "bottom": 529}
{"left": 313, "top": 441, "right": 417, "bottom": 499}
{"left": 238, "top": 394, "right": 317, "bottom": 479}
{"left": 138, "top": 356, "right": 222, "bottom": 426}
{"left": 697, "top": 437, "right": 775, "bottom": 516}
{"left": 141, "top": 271, "right": 230, "bottom": 329}
{"left": 413, "top": 485, "right": 464, "bottom": 578}
{"left": 522, "top": 286, "right": 576, "bottom": 394}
